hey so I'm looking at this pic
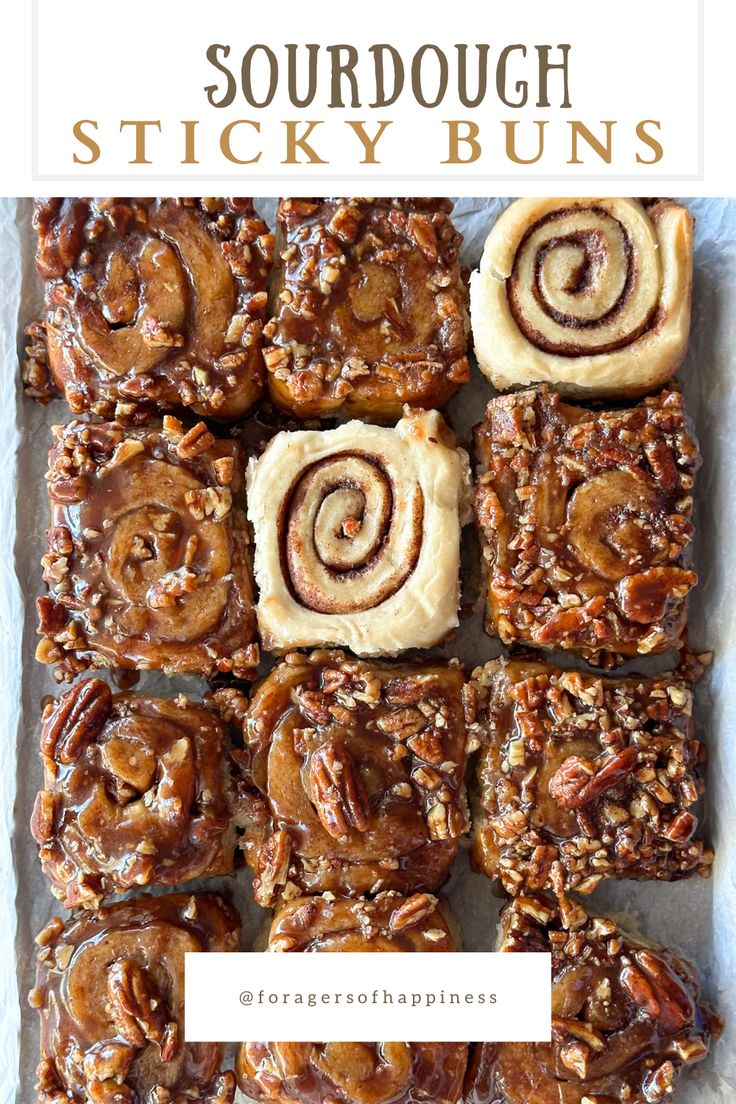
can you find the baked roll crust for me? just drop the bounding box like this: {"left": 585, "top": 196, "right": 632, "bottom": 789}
{"left": 247, "top": 409, "right": 470, "bottom": 655}
{"left": 29, "top": 893, "right": 240, "bottom": 1104}
{"left": 265, "top": 890, "right": 459, "bottom": 953}
{"left": 465, "top": 893, "right": 721, "bottom": 1104}
{"left": 31, "top": 679, "right": 238, "bottom": 908}
{"left": 470, "top": 197, "right": 692, "bottom": 398}
{"left": 237, "top": 893, "right": 466, "bottom": 1104}
{"left": 264, "top": 198, "right": 469, "bottom": 419}
{"left": 469, "top": 658, "right": 711, "bottom": 897}
{"left": 36, "top": 418, "right": 259, "bottom": 681}
{"left": 31, "top": 197, "right": 274, "bottom": 421}
{"left": 232, "top": 649, "right": 469, "bottom": 905}
{"left": 474, "top": 386, "right": 699, "bottom": 663}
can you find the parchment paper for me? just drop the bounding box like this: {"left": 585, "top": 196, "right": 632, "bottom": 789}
{"left": 1, "top": 196, "right": 734, "bottom": 1104}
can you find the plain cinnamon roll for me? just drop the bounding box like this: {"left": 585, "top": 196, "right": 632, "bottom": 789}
{"left": 470, "top": 198, "right": 693, "bottom": 398}
{"left": 247, "top": 408, "right": 470, "bottom": 655}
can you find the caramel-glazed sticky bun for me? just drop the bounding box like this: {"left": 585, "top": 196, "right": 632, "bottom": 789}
{"left": 31, "top": 679, "right": 238, "bottom": 908}
{"left": 227, "top": 649, "right": 469, "bottom": 905}
{"left": 471, "top": 197, "right": 693, "bottom": 398}
{"left": 29, "top": 893, "right": 240, "bottom": 1104}
{"left": 465, "top": 893, "right": 721, "bottom": 1104}
{"left": 36, "top": 418, "right": 258, "bottom": 681}
{"left": 468, "top": 659, "right": 711, "bottom": 897}
{"left": 264, "top": 198, "right": 469, "bottom": 420}
{"left": 237, "top": 892, "right": 467, "bottom": 1104}
{"left": 27, "top": 197, "right": 274, "bottom": 420}
{"left": 474, "top": 386, "right": 699, "bottom": 663}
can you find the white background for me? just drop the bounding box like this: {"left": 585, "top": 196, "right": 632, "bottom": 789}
{"left": 184, "top": 951, "right": 552, "bottom": 1042}
{"left": 0, "top": 0, "right": 732, "bottom": 194}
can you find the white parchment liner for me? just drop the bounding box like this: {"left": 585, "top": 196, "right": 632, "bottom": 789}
{"left": 0, "top": 196, "right": 734, "bottom": 1103}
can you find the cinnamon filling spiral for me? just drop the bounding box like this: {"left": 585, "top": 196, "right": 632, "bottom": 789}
{"left": 283, "top": 453, "right": 424, "bottom": 614}
{"left": 31, "top": 895, "right": 239, "bottom": 1104}
{"left": 509, "top": 204, "right": 661, "bottom": 356}
{"left": 566, "top": 470, "right": 661, "bottom": 581}
{"left": 99, "top": 460, "right": 231, "bottom": 644}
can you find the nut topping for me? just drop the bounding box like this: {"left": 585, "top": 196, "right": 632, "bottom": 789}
{"left": 309, "top": 742, "right": 370, "bottom": 838}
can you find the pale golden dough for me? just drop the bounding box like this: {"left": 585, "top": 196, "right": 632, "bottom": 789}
{"left": 470, "top": 197, "right": 693, "bottom": 398}
{"left": 247, "top": 409, "right": 470, "bottom": 655}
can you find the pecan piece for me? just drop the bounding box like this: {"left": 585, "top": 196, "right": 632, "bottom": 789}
{"left": 41, "top": 679, "right": 112, "bottom": 764}
{"left": 618, "top": 567, "right": 697, "bottom": 624}
{"left": 389, "top": 893, "right": 439, "bottom": 931}
{"left": 294, "top": 688, "right": 332, "bottom": 726}
{"left": 376, "top": 707, "right": 427, "bottom": 739}
{"left": 107, "top": 959, "right": 179, "bottom": 1059}
{"left": 31, "top": 790, "right": 58, "bottom": 844}
{"left": 254, "top": 829, "right": 291, "bottom": 906}
{"left": 549, "top": 747, "right": 638, "bottom": 810}
{"left": 147, "top": 567, "right": 200, "bottom": 609}
{"left": 308, "top": 742, "right": 370, "bottom": 838}
{"left": 37, "top": 595, "right": 68, "bottom": 635}
{"left": 621, "top": 951, "right": 694, "bottom": 1034}
{"left": 664, "top": 810, "right": 697, "bottom": 842}
{"left": 175, "top": 421, "right": 216, "bottom": 459}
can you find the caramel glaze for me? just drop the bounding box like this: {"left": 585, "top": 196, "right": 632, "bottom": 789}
{"left": 36, "top": 418, "right": 259, "bottom": 681}
{"left": 465, "top": 892, "right": 721, "bottom": 1104}
{"left": 474, "top": 386, "right": 700, "bottom": 664}
{"left": 30, "top": 197, "right": 274, "bottom": 422}
{"left": 225, "top": 649, "right": 470, "bottom": 905}
{"left": 31, "top": 679, "right": 239, "bottom": 908}
{"left": 469, "top": 658, "right": 711, "bottom": 898}
{"left": 237, "top": 892, "right": 466, "bottom": 1104}
{"left": 29, "top": 893, "right": 240, "bottom": 1104}
{"left": 264, "top": 198, "right": 469, "bottom": 420}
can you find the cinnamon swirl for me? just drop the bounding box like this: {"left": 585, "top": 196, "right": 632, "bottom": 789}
{"left": 29, "top": 893, "right": 240, "bottom": 1104}
{"left": 474, "top": 386, "right": 699, "bottom": 663}
{"left": 465, "top": 893, "right": 721, "bottom": 1104}
{"left": 32, "top": 679, "right": 240, "bottom": 908}
{"left": 36, "top": 418, "right": 259, "bottom": 681}
{"left": 30, "top": 197, "right": 273, "bottom": 421}
{"left": 247, "top": 409, "right": 470, "bottom": 655}
{"left": 237, "top": 893, "right": 466, "bottom": 1104}
{"left": 264, "top": 198, "right": 469, "bottom": 420}
{"left": 470, "top": 198, "right": 693, "bottom": 398}
{"left": 230, "top": 649, "right": 469, "bottom": 904}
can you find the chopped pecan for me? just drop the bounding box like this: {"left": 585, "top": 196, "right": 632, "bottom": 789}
{"left": 376, "top": 707, "right": 426, "bottom": 739}
{"left": 40, "top": 679, "right": 112, "bottom": 764}
{"left": 255, "top": 829, "right": 291, "bottom": 905}
{"left": 294, "top": 688, "right": 332, "bottom": 726}
{"left": 389, "top": 893, "right": 439, "bottom": 931}
{"left": 618, "top": 567, "right": 697, "bottom": 624}
{"left": 621, "top": 951, "right": 693, "bottom": 1033}
{"left": 175, "top": 421, "right": 216, "bottom": 459}
{"left": 147, "top": 567, "right": 201, "bottom": 609}
{"left": 664, "top": 810, "right": 697, "bottom": 842}
{"left": 107, "top": 958, "right": 179, "bottom": 1058}
{"left": 549, "top": 747, "right": 638, "bottom": 810}
{"left": 309, "top": 742, "right": 370, "bottom": 838}
{"left": 31, "top": 790, "right": 59, "bottom": 844}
